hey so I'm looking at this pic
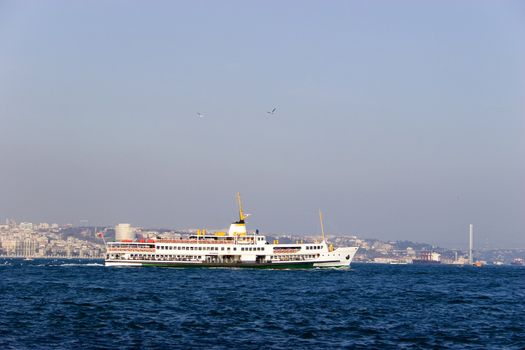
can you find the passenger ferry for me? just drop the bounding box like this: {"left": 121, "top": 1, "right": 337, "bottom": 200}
{"left": 105, "top": 194, "right": 358, "bottom": 268}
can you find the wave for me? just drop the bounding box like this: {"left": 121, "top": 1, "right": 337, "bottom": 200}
{"left": 58, "top": 263, "right": 104, "bottom": 267}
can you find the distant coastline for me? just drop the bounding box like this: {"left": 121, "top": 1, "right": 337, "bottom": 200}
{"left": 1, "top": 222, "right": 523, "bottom": 265}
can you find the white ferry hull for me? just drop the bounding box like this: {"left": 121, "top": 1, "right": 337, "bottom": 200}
{"left": 105, "top": 247, "right": 358, "bottom": 269}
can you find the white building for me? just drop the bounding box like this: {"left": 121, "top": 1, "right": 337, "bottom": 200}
{"left": 115, "top": 224, "right": 136, "bottom": 241}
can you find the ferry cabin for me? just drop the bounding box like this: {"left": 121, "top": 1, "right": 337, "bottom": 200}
{"left": 105, "top": 234, "right": 340, "bottom": 266}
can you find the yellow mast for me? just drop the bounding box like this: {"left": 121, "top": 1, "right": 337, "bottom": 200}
{"left": 319, "top": 209, "right": 326, "bottom": 242}
{"left": 237, "top": 192, "right": 246, "bottom": 222}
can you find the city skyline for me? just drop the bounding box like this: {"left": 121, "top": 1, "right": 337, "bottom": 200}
{"left": 1, "top": 216, "right": 519, "bottom": 251}
{"left": 1, "top": 1, "right": 524, "bottom": 248}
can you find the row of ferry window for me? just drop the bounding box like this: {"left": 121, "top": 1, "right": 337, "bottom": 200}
{"left": 131, "top": 254, "right": 201, "bottom": 259}
{"left": 118, "top": 253, "right": 320, "bottom": 260}
{"left": 157, "top": 246, "right": 251, "bottom": 252}
{"left": 157, "top": 246, "right": 267, "bottom": 252}
{"left": 240, "top": 247, "right": 264, "bottom": 251}
{"left": 272, "top": 254, "right": 320, "bottom": 259}
{"left": 156, "top": 245, "right": 322, "bottom": 252}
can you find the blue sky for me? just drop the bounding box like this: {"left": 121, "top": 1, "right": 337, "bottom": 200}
{"left": 1, "top": 1, "right": 524, "bottom": 248}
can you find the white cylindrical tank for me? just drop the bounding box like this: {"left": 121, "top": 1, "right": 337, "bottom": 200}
{"left": 115, "top": 223, "right": 136, "bottom": 241}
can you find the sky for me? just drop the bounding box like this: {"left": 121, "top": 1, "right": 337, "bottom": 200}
{"left": 1, "top": 0, "right": 524, "bottom": 248}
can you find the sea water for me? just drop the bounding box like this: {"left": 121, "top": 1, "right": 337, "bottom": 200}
{"left": 0, "top": 259, "right": 523, "bottom": 349}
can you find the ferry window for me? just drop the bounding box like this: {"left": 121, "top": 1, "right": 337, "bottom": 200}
{"left": 233, "top": 247, "right": 236, "bottom": 251}
{"left": 227, "top": 247, "right": 231, "bottom": 251}
{"left": 221, "top": 247, "right": 224, "bottom": 251}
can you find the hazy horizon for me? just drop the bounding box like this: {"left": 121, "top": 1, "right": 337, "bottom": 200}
{"left": 1, "top": 1, "right": 524, "bottom": 249}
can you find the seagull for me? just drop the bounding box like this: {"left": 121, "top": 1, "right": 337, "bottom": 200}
{"left": 196, "top": 112, "right": 205, "bottom": 118}
{"left": 266, "top": 107, "right": 277, "bottom": 115}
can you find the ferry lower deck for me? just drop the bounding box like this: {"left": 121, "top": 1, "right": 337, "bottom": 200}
{"left": 105, "top": 260, "right": 321, "bottom": 269}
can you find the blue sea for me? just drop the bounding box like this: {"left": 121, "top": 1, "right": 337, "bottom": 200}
{"left": 0, "top": 260, "right": 523, "bottom": 349}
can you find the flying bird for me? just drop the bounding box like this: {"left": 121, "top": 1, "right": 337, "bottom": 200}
{"left": 267, "top": 107, "right": 277, "bottom": 115}
{"left": 196, "top": 112, "right": 205, "bottom": 118}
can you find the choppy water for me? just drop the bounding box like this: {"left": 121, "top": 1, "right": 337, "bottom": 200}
{"left": 0, "top": 259, "right": 524, "bottom": 349}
